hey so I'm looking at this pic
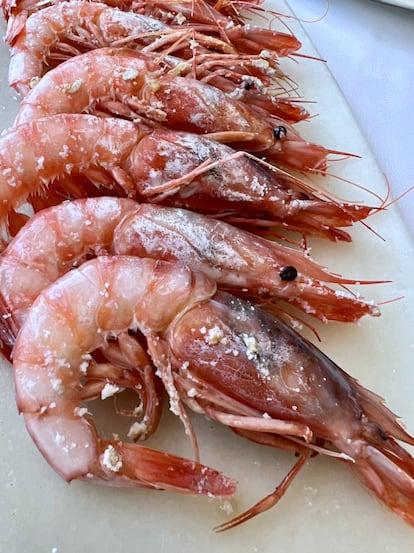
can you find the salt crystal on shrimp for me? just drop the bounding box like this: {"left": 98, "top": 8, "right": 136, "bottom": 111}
{"left": 242, "top": 334, "right": 259, "bottom": 360}
{"left": 101, "top": 445, "right": 122, "bottom": 472}
{"left": 123, "top": 68, "right": 138, "bottom": 81}
{"left": 63, "top": 78, "right": 83, "bottom": 94}
{"left": 36, "top": 156, "right": 45, "bottom": 171}
{"left": 175, "top": 12, "right": 186, "bottom": 25}
{"left": 205, "top": 326, "right": 228, "bottom": 345}
{"left": 50, "top": 377, "right": 64, "bottom": 395}
{"left": 127, "top": 421, "right": 147, "bottom": 441}
{"left": 101, "top": 382, "right": 120, "bottom": 400}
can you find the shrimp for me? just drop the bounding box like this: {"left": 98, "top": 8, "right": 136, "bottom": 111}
{"left": 12, "top": 256, "right": 414, "bottom": 528}
{"left": 0, "top": 115, "right": 374, "bottom": 243}
{"left": 2, "top": 0, "right": 141, "bottom": 43}
{"left": 8, "top": 2, "right": 172, "bottom": 95}
{"left": 11, "top": 255, "right": 236, "bottom": 495}
{"left": 8, "top": 3, "right": 307, "bottom": 121}
{"left": 0, "top": 197, "right": 381, "bottom": 358}
{"left": 14, "top": 48, "right": 335, "bottom": 173}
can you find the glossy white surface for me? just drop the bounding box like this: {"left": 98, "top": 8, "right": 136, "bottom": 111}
{"left": 0, "top": 2, "right": 414, "bottom": 552}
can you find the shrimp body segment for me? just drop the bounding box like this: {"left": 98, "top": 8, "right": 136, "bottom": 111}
{"left": 9, "top": 4, "right": 308, "bottom": 123}
{"left": 126, "top": 127, "right": 373, "bottom": 241}
{"left": 12, "top": 257, "right": 414, "bottom": 528}
{"left": 0, "top": 115, "right": 146, "bottom": 221}
{"left": 113, "top": 203, "right": 381, "bottom": 323}
{"left": 14, "top": 48, "right": 331, "bottom": 172}
{"left": 12, "top": 256, "right": 236, "bottom": 496}
{"left": 0, "top": 197, "right": 139, "bottom": 354}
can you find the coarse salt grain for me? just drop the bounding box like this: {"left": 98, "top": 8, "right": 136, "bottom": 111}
{"left": 101, "top": 445, "right": 122, "bottom": 472}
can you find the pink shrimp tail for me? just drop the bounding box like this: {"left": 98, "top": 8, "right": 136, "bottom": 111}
{"left": 94, "top": 440, "right": 237, "bottom": 496}
{"left": 23, "top": 412, "right": 236, "bottom": 496}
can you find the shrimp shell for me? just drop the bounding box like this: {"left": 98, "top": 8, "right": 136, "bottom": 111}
{"left": 8, "top": 2, "right": 308, "bottom": 121}
{"left": 168, "top": 292, "right": 414, "bottom": 529}
{"left": 135, "top": 0, "right": 302, "bottom": 56}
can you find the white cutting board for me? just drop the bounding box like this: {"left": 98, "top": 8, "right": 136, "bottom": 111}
{"left": 0, "top": 2, "right": 414, "bottom": 552}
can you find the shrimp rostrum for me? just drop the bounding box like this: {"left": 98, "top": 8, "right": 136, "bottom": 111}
{"left": 12, "top": 256, "right": 414, "bottom": 528}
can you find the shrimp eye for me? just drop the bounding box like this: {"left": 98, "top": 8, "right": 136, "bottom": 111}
{"left": 280, "top": 266, "right": 298, "bottom": 281}
{"left": 273, "top": 126, "right": 287, "bottom": 140}
{"left": 244, "top": 81, "right": 253, "bottom": 90}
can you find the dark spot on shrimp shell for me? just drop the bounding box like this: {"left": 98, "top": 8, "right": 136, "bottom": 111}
{"left": 273, "top": 126, "right": 287, "bottom": 140}
{"left": 377, "top": 427, "right": 388, "bottom": 441}
{"left": 280, "top": 266, "right": 298, "bottom": 281}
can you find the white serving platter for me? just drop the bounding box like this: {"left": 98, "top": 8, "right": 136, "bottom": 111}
{"left": 0, "top": 2, "right": 414, "bottom": 552}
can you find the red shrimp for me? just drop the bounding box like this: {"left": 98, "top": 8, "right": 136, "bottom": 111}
{"left": 166, "top": 290, "right": 414, "bottom": 529}
{"left": 8, "top": 3, "right": 307, "bottom": 121}
{"left": 0, "top": 115, "right": 374, "bottom": 243}
{"left": 13, "top": 48, "right": 335, "bottom": 172}
{"left": 11, "top": 256, "right": 236, "bottom": 496}
{"left": 0, "top": 198, "right": 381, "bottom": 360}
{"left": 12, "top": 256, "right": 414, "bottom": 529}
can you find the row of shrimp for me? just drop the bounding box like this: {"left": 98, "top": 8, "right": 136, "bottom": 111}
{"left": 1, "top": 0, "right": 414, "bottom": 534}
